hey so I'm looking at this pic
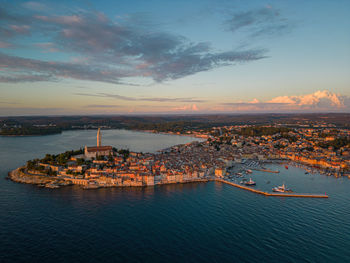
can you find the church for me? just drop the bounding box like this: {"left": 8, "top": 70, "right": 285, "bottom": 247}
{"left": 84, "top": 128, "right": 113, "bottom": 159}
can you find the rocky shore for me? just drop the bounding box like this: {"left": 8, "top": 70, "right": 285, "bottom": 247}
{"left": 8, "top": 166, "right": 214, "bottom": 189}
{"left": 8, "top": 168, "right": 72, "bottom": 188}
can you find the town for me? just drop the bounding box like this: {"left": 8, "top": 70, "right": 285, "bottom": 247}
{"left": 9, "top": 124, "right": 350, "bottom": 190}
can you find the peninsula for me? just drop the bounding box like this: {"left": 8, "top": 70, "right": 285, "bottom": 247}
{"left": 9, "top": 126, "right": 349, "bottom": 197}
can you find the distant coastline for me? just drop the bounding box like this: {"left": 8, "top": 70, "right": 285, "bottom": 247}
{"left": 0, "top": 126, "right": 63, "bottom": 136}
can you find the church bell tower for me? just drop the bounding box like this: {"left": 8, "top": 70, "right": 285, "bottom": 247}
{"left": 97, "top": 128, "right": 101, "bottom": 147}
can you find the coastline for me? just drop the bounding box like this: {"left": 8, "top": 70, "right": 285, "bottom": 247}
{"left": 0, "top": 133, "right": 62, "bottom": 137}
{"left": 0, "top": 128, "right": 206, "bottom": 139}
{"left": 8, "top": 153, "right": 349, "bottom": 191}
{"left": 8, "top": 167, "right": 215, "bottom": 189}
{"left": 8, "top": 167, "right": 58, "bottom": 185}
{"left": 132, "top": 129, "right": 208, "bottom": 139}
{"left": 8, "top": 167, "right": 329, "bottom": 198}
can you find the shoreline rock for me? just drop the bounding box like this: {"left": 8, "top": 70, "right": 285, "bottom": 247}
{"left": 8, "top": 167, "right": 57, "bottom": 185}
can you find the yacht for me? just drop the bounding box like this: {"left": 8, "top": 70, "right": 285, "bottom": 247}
{"left": 272, "top": 184, "right": 293, "bottom": 193}
{"left": 245, "top": 178, "right": 256, "bottom": 186}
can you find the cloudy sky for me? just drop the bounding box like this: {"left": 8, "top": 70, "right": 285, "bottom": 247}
{"left": 0, "top": 0, "right": 349, "bottom": 115}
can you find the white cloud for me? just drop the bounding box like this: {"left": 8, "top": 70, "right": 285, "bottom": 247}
{"left": 173, "top": 104, "right": 199, "bottom": 111}
{"left": 221, "top": 90, "right": 350, "bottom": 112}
{"left": 268, "top": 90, "right": 344, "bottom": 107}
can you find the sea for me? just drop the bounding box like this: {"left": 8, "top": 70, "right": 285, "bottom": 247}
{"left": 0, "top": 129, "right": 349, "bottom": 263}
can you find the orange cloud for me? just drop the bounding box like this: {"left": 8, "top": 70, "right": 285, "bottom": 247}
{"left": 221, "top": 90, "right": 349, "bottom": 112}
{"left": 173, "top": 104, "right": 199, "bottom": 111}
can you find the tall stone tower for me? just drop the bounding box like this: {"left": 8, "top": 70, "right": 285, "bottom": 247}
{"left": 97, "top": 128, "right": 101, "bottom": 147}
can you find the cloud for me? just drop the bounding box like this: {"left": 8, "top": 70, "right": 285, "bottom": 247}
{"left": 22, "top": 1, "right": 48, "bottom": 11}
{"left": 0, "top": 41, "right": 12, "bottom": 48}
{"left": 0, "top": 107, "right": 65, "bottom": 116}
{"left": 0, "top": 6, "right": 267, "bottom": 84}
{"left": 0, "top": 7, "right": 33, "bottom": 39}
{"left": 225, "top": 7, "right": 291, "bottom": 38}
{"left": 0, "top": 101, "right": 19, "bottom": 105}
{"left": 84, "top": 104, "right": 122, "bottom": 108}
{"left": 267, "top": 90, "right": 345, "bottom": 107}
{"left": 0, "top": 73, "right": 53, "bottom": 83}
{"left": 221, "top": 90, "right": 350, "bottom": 112}
{"left": 74, "top": 92, "right": 206, "bottom": 103}
{"left": 34, "top": 42, "right": 59, "bottom": 53}
{"left": 173, "top": 104, "right": 199, "bottom": 111}
{"left": 10, "top": 25, "right": 30, "bottom": 34}
{"left": 0, "top": 52, "right": 132, "bottom": 84}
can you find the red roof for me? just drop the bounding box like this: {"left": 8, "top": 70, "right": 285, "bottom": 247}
{"left": 86, "top": 146, "right": 112, "bottom": 152}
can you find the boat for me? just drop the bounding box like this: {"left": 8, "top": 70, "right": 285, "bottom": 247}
{"left": 240, "top": 178, "right": 247, "bottom": 184}
{"left": 246, "top": 169, "right": 252, "bottom": 173}
{"left": 245, "top": 178, "right": 256, "bottom": 186}
{"left": 82, "top": 184, "right": 100, "bottom": 189}
{"left": 45, "top": 183, "right": 60, "bottom": 189}
{"left": 272, "top": 184, "right": 293, "bottom": 193}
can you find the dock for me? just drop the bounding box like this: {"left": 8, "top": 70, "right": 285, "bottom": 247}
{"left": 251, "top": 168, "right": 280, "bottom": 173}
{"left": 215, "top": 179, "right": 328, "bottom": 198}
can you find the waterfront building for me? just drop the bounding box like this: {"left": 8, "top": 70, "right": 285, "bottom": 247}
{"left": 215, "top": 167, "right": 226, "bottom": 177}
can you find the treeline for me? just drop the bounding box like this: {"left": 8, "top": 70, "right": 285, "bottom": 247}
{"left": 238, "top": 126, "right": 291, "bottom": 137}
{"left": 129, "top": 121, "right": 214, "bottom": 133}
{"left": 0, "top": 126, "right": 62, "bottom": 136}
{"left": 1, "top": 113, "right": 350, "bottom": 128}
{"left": 27, "top": 149, "right": 84, "bottom": 170}
{"left": 1, "top": 114, "right": 349, "bottom": 135}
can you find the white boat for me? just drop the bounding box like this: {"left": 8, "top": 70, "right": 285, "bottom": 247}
{"left": 272, "top": 184, "right": 293, "bottom": 193}
{"left": 240, "top": 178, "right": 247, "bottom": 184}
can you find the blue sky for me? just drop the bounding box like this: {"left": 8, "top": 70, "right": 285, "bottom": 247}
{"left": 0, "top": 0, "right": 349, "bottom": 115}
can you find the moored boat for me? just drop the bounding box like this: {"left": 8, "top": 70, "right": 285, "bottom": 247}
{"left": 245, "top": 178, "right": 256, "bottom": 186}
{"left": 82, "top": 184, "right": 100, "bottom": 189}
{"left": 240, "top": 178, "right": 247, "bottom": 184}
{"left": 272, "top": 184, "right": 293, "bottom": 193}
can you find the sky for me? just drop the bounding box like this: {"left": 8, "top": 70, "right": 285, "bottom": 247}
{"left": 0, "top": 0, "right": 349, "bottom": 116}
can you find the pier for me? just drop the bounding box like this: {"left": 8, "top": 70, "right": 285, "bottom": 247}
{"left": 251, "top": 168, "right": 280, "bottom": 173}
{"left": 215, "top": 179, "right": 329, "bottom": 198}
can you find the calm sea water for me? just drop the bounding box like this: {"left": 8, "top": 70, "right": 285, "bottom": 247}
{"left": 0, "top": 130, "right": 349, "bottom": 263}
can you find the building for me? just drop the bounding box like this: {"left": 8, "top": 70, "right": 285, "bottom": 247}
{"left": 215, "top": 167, "right": 226, "bottom": 178}
{"left": 97, "top": 128, "right": 101, "bottom": 147}
{"left": 84, "top": 128, "right": 113, "bottom": 159}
